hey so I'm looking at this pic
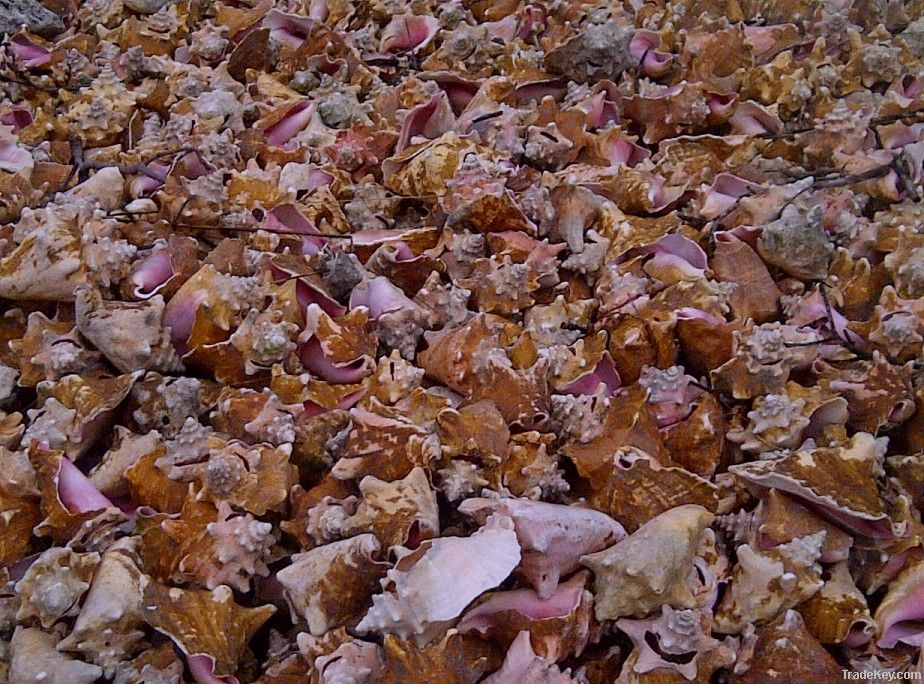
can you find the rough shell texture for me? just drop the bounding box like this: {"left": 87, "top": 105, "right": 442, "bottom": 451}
{"left": 356, "top": 515, "right": 521, "bottom": 645}
{"left": 580, "top": 505, "right": 714, "bottom": 621}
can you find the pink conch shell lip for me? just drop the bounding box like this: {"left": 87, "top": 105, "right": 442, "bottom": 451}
{"left": 349, "top": 276, "right": 419, "bottom": 320}
{"left": 629, "top": 30, "right": 660, "bottom": 62}
{"left": 164, "top": 288, "right": 208, "bottom": 354}
{"left": 877, "top": 582, "right": 924, "bottom": 649}
{"left": 131, "top": 249, "right": 175, "bottom": 298}
{"left": 0, "top": 108, "right": 33, "bottom": 130}
{"left": 380, "top": 15, "right": 440, "bottom": 53}
{"left": 265, "top": 101, "right": 317, "bottom": 147}
{"left": 706, "top": 92, "right": 737, "bottom": 114}
{"left": 262, "top": 10, "right": 316, "bottom": 49}
{"left": 298, "top": 336, "right": 371, "bottom": 383}
{"left": 10, "top": 35, "right": 52, "bottom": 69}
{"left": 396, "top": 92, "right": 456, "bottom": 152}
{"left": 561, "top": 352, "right": 621, "bottom": 397}
{"left": 188, "top": 654, "right": 240, "bottom": 684}
{"left": 582, "top": 91, "right": 620, "bottom": 129}
{"left": 58, "top": 456, "right": 113, "bottom": 513}
{"left": 701, "top": 174, "right": 764, "bottom": 217}
{"left": 630, "top": 30, "right": 673, "bottom": 77}
{"left": 602, "top": 137, "right": 649, "bottom": 166}
{"left": 625, "top": 233, "right": 708, "bottom": 272}
{"left": 730, "top": 101, "right": 783, "bottom": 135}
{"left": 265, "top": 203, "right": 327, "bottom": 254}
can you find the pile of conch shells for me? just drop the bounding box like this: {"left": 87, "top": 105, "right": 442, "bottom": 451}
{"left": 3, "top": 0, "right": 924, "bottom": 680}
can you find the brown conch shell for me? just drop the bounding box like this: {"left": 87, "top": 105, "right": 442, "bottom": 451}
{"left": 616, "top": 605, "right": 736, "bottom": 682}
{"left": 142, "top": 582, "right": 276, "bottom": 678}
{"left": 482, "top": 630, "right": 576, "bottom": 684}
{"left": 332, "top": 394, "right": 444, "bottom": 482}
{"left": 89, "top": 427, "right": 162, "bottom": 499}
{"left": 487, "top": 431, "right": 569, "bottom": 500}
{"left": 798, "top": 561, "right": 875, "bottom": 646}
{"left": 24, "top": 372, "right": 141, "bottom": 460}
{"left": 436, "top": 400, "right": 510, "bottom": 464}
{"left": 457, "top": 571, "right": 595, "bottom": 662}
{"left": 340, "top": 467, "right": 440, "bottom": 550}
{"left": 710, "top": 322, "right": 822, "bottom": 400}
{"left": 355, "top": 515, "right": 521, "bottom": 645}
{"left": 727, "top": 382, "right": 849, "bottom": 455}
{"left": 110, "top": 642, "right": 185, "bottom": 684}
{"left": 714, "top": 533, "right": 825, "bottom": 634}
{"left": 755, "top": 489, "right": 854, "bottom": 564}
{"left": 419, "top": 314, "right": 550, "bottom": 429}
{"left": 0, "top": 206, "right": 86, "bottom": 301}
{"left": 29, "top": 444, "right": 122, "bottom": 544}
{"left": 124, "top": 443, "right": 188, "bottom": 514}
{"left": 0, "top": 487, "right": 40, "bottom": 568}
{"left": 384, "top": 133, "right": 491, "bottom": 197}
{"left": 586, "top": 447, "right": 719, "bottom": 533}
{"left": 729, "top": 610, "right": 842, "bottom": 684}
{"left": 9, "top": 312, "right": 105, "bottom": 388}
{"left": 75, "top": 286, "right": 182, "bottom": 373}
{"left": 176, "top": 501, "right": 276, "bottom": 592}
{"left": 192, "top": 436, "right": 298, "bottom": 515}
{"left": 580, "top": 504, "right": 714, "bottom": 620}
{"left": 277, "top": 534, "right": 387, "bottom": 636}
{"left": 562, "top": 385, "right": 668, "bottom": 484}
{"left": 458, "top": 496, "right": 625, "bottom": 599}
{"left": 380, "top": 629, "right": 502, "bottom": 684}
{"left": 728, "top": 432, "right": 898, "bottom": 539}
{"left": 711, "top": 232, "right": 780, "bottom": 323}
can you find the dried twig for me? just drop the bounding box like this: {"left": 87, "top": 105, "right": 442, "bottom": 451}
{"left": 171, "top": 223, "right": 355, "bottom": 239}
{"left": 757, "top": 108, "right": 924, "bottom": 141}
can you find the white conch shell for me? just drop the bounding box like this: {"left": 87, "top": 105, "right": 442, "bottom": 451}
{"left": 15, "top": 546, "right": 100, "bottom": 628}
{"left": 355, "top": 514, "right": 521, "bottom": 645}
{"left": 58, "top": 537, "right": 149, "bottom": 673}
{"left": 9, "top": 627, "right": 103, "bottom": 684}
{"left": 459, "top": 496, "right": 625, "bottom": 599}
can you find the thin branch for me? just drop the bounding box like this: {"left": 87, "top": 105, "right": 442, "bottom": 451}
{"left": 171, "top": 223, "right": 355, "bottom": 239}
{"left": 757, "top": 108, "right": 924, "bottom": 141}
{"left": 82, "top": 159, "right": 167, "bottom": 182}
{"left": 0, "top": 67, "right": 80, "bottom": 94}
{"left": 811, "top": 163, "right": 892, "bottom": 188}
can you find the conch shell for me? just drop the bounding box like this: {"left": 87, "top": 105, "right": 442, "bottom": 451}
{"left": 356, "top": 514, "right": 521, "bottom": 645}
{"left": 9, "top": 627, "right": 103, "bottom": 684}
{"left": 580, "top": 504, "right": 714, "bottom": 620}
{"left": 277, "top": 534, "right": 387, "bottom": 636}
{"left": 58, "top": 537, "right": 150, "bottom": 672}
{"left": 458, "top": 497, "right": 624, "bottom": 599}
{"left": 142, "top": 582, "right": 276, "bottom": 679}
